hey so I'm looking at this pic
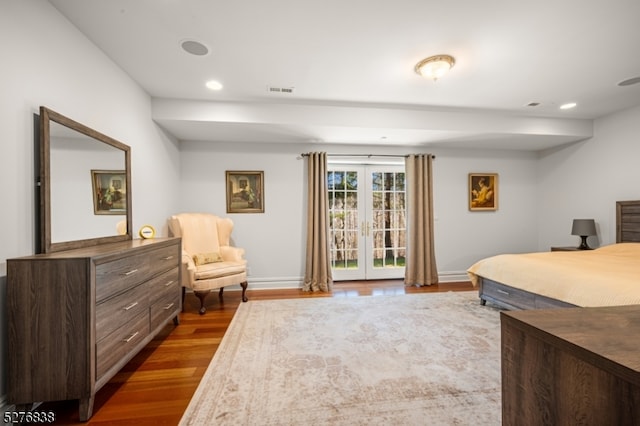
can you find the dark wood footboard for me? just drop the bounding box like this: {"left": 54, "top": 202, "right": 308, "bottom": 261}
{"left": 478, "top": 277, "right": 576, "bottom": 310}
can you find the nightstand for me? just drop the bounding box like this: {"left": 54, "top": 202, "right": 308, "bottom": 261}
{"left": 550, "top": 246, "right": 591, "bottom": 251}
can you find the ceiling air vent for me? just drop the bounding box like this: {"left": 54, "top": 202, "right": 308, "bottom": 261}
{"left": 267, "top": 86, "right": 295, "bottom": 94}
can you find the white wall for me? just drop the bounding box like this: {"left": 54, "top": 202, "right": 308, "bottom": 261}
{"left": 50, "top": 139, "right": 125, "bottom": 242}
{"left": 0, "top": 0, "right": 180, "bottom": 405}
{"left": 537, "top": 105, "right": 640, "bottom": 250}
{"left": 433, "top": 149, "right": 539, "bottom": 272}
{"left": 178, "top": 142, "right": 308, "bottom": 287}
{"left": 178, "top": 141, "right": 539, "bottom": 286}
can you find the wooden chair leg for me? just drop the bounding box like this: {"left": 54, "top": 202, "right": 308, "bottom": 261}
{"left": 218, "top": 287, "right": 224, "bottom": 299}
{"left": 241, "top": 281, "right": 248, "bottom": 302}
{"left": 181, "top": 287, "right": 186, "bottom": 312}
{"left": 194, "top": 290, "right": 211, "bottom": 315}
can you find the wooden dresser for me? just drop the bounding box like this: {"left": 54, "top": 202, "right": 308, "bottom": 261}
{"left": 501, "top": 306, "right": 640, "bottom": 425}
{"left": 7, "top": 237, "right": 181, "bottom": 421}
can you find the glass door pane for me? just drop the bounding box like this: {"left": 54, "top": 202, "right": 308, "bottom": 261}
{"left": 328, "top": 168, "right": 365, "bottom": 280}
{"left": 328, "top": 164, "right": 406, "bottom": 281}
{"left": 367, "top": 168, "right": 406, "bottom": 279}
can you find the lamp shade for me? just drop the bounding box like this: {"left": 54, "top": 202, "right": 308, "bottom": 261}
{"left": 571, "top": 219, "right": 596, "bottom": 236}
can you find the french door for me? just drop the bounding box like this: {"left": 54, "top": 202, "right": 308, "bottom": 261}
{"left": 328, "top": 164, "right": 406, "bottom": 280}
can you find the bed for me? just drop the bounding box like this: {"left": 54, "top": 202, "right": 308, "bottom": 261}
{"left": 467, "top": 200, "right": 640, "bottom": 310}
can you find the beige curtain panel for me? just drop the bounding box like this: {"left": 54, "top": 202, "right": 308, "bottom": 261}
{"left": 303, "top": 152, "right": 333, "bottom": 292}
{"left": 404, "top": 154, "right": 439, "bottom": 286}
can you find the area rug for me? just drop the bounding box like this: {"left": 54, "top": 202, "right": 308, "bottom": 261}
{"left": 180, "top": 291, "right": 501, "bottom": 425}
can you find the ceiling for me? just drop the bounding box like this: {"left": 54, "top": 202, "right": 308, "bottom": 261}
{"left": 50, "top": 0, "right": 640, "bottom": 151}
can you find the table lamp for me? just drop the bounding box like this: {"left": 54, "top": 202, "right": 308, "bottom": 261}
{"left": 571, "top": 219, "right": 597, "bottom": 250}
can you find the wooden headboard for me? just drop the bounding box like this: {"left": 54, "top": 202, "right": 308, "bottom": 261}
{"left": 616, "top": 200, "right": 640, "bottom": 242}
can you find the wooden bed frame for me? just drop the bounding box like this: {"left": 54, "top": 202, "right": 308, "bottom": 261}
{"left": 478, "top": 200, "right": 640, "bottom": 310}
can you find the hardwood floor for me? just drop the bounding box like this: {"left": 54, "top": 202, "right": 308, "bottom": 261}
{"left": 40, "top": 280, "right": 474, "bottom": 425}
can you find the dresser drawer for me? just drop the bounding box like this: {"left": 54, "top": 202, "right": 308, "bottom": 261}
{"left": 147, "top": 243, "right": 180, "bottom": 275}
{"left": 149, "top": 268, "right": 180, "bottom": 304}
{"left": 96, "top": 311, "right": 150, "bottom": 379}
{"left": 482, "top": 280, "right": 534, "bottom": 309}
{"left": 96, "top": 283, "right": 149, "bottom": 343}
{"left": 150, "top": 291, "right": 181, "bottom": 331}
{"left": 95, "top": 244, "right": 179, "bottom": 302}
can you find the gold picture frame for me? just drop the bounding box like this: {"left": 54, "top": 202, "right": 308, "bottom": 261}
{"left": 91, "top": 169, "right": 126, "bottom": 215}
{"left": 469, "top": 173, "right": 498, "bottom": 211}
{"left": 226, "top": 170, "right": 264, "bottom": 213}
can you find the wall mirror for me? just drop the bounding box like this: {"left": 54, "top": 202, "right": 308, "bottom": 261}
{"left": 39, "top": 106, "right": 132, "bottom": 253}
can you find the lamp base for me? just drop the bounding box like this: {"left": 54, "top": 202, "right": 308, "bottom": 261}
{"left": 578, "top": 236, "right": 592, "bottom": 250}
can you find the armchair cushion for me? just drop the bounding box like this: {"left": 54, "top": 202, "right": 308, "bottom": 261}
{"left": 194, "top": 261, "right": 247, "bottom": 280}
{"left": 193, "top": 252, "right": 223, "bottom": 266}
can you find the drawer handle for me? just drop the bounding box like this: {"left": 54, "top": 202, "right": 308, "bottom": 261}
{"left": 123, "top": 269, "right": 139, "bottom": 276}
{"left": 163, "top": 303, "right": 175, "bottom": 310}
{"left": 164, "top": 280, "right": 174, "bottom": 287}
{"left": 123, "top": 331, "right": 139, "bottom": 343}
{"left": 497, "top": 289, "right": 510, "bottom": 295}
{"left": 123, "top": 301, "right": 139, "bottom": 311}
{"left": 162, "top": 256, "right": 174, "bottom": 261}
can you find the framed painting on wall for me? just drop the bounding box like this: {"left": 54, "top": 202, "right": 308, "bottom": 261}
{"left": 226, "top": 170, "right": 264, "bottom": 213}
{"left": 91, "top": 170, "right": 126, "bottom": 215}
{"left": 469, "top": 173, "right": 498, "bottom": 211}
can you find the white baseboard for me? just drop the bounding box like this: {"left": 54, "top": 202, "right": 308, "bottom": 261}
{"left": 244, "top": 276, "right": 303, "bottom": 290}
{"left": 437, "top": 271, "right": 471, "bottom": 283}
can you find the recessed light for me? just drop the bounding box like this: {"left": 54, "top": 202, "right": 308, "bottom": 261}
{"left": 181, "top": 39, "right": 209, "bottom": 56}
{"left": 560, "top": 102, "right": 577, "bottom": 110}
{"left": 206, "top": 80, "right": 223, "bottom": 91}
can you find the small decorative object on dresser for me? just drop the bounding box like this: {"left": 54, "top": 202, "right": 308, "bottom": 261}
{"left": 138, "top": 224, "right": 156, "bottom": 239}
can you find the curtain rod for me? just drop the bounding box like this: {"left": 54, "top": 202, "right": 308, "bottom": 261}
{"left": 300, "top": 153, "right": 435, "bottom": 159}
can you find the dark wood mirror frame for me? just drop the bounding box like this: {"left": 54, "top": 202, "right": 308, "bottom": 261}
{"left": 39, "top": 106, "right": 132, "bottom": 253}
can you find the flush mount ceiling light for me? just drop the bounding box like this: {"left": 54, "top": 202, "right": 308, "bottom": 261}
{"left": 414, "top": 54, "right": 455, "bottom": 81}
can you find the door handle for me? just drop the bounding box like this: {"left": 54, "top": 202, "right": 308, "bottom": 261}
{"left": 361, "top": 221, "right": 371, "bottom": 237}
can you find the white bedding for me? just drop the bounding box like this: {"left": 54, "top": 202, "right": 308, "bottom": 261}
{"left": 467, "top": 243, "right": 640, "bottom": 307}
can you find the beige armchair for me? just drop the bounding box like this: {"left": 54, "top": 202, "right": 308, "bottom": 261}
{"left": 168, "top": 212, "right": 248, "bottom": 314}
